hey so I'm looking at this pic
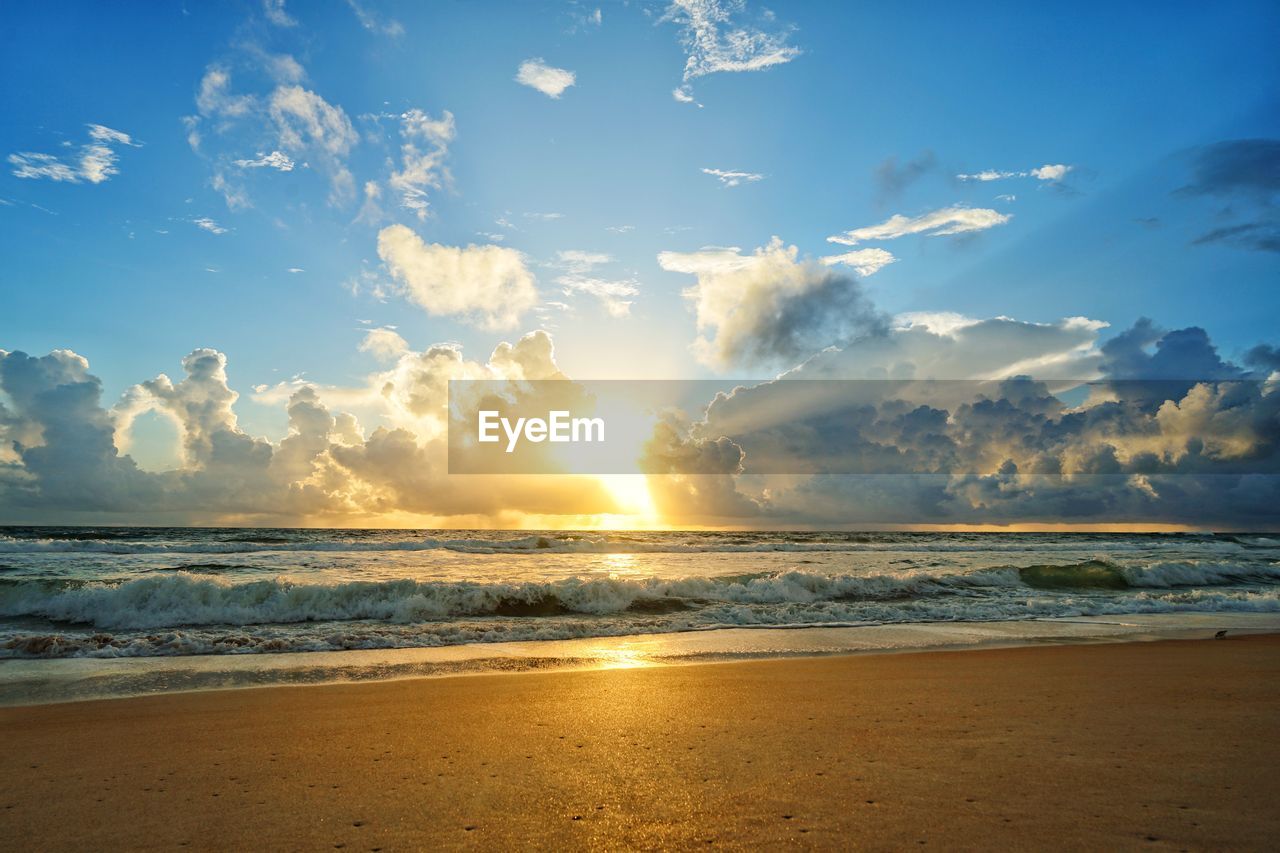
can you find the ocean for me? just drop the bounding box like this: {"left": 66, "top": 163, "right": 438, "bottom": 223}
{"left": 2, "top": 528, "right": 1278, "bottom": 662}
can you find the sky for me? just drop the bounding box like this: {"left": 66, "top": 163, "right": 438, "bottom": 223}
{"left": 1, "top": 0, "right": 1278, "bottom": 529}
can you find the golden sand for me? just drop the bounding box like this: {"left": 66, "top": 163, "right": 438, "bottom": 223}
{"left": 2, "top": 636, "right": 1277, "bottom": 850}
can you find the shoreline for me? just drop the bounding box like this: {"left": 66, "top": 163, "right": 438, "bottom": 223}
{"left": 4, "top": 611, "right": 1278, "bottom": 707}
{"left": 2, "top": 635, "right": 1277, "bottom": 849}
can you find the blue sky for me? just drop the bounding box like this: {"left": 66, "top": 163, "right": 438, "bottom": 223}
{"left": 1, "top": 0, "right": 1278, "bottom": 527}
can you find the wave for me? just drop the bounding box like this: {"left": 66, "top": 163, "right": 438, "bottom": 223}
{"left": 2, "top": 560, "right": 1277, "bottom": 632}
{"left": 0, "top": 532, "right": 1273, "bottom": 557}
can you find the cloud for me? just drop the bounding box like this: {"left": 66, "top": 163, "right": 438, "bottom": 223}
{"left": 827, "top": 206, "right": 1011, "bottom": 245}
{"left": 1179, "top": 139, "right": 1280, "bottom": 199}
{"left": 346, "top": 0, "right": 403, "bottom": 37}
{"left": 8, "top": 124, "right": 139, "bottom": 185}
{"left": 388, "top": 109, "right": 454, "bottom": 220}
{"left": 956, "top": 164, "right": 1073, "bottom": 182}
{"left": 659, "top": 238, "right": 887, "bottom": 369}
{"left": 188, "top": 58, "right": 359, "bottom": 209}
{"left": 377, "top": 224, "right": 539, "bottom": 330}
{"left": 821, "top": 248, "right": 897, "bottom": 277}
{"left": 875, "top": 151, "right": 935, "bottom": 203}
{"left": 263, "top": 0, "right": 296, "bottom": 27}
{"left": 516, "top": 59, "right": 577, "bottom": 98}
{"left": 233, "top": 150, "right": 295, "bottom": 171}
{"left": 192, "top": 217, "right": 228, "bottom": 234}
{"left": 1179, "top": 139, "right": 1279, "bottom": 253}
{"left": 661, "top": 0, "right": 801, "bottom": 97}
{"left": 702, "top": 167, "right": 763, "bottom": 187}
{"left": 269, "top": 85, "right": 359, "bottom": 203}
{"left": 640, "top": 321, "right": 1280, "bottom": 525}
{"left": 551, "top": 251, "right": 637, "bottom": 316}
{"left": 556, "top": 277, "right": 639, "bottom": 317}
{"left": 195, "top": 68, "right": 254, "bottom": 119}
{"left": 358, "top": 327, "right": 409, "bottom": 361}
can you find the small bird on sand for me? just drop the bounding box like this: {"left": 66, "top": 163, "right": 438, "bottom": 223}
{"left": 1214, "top": 630, "right": 1228, "bottom": 639}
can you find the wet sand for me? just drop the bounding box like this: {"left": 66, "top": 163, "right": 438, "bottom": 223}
{"left": 2, "top": 635, "right": 1277, "bottom": 850}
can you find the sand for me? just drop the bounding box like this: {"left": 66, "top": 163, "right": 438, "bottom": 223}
{"left": 1, "top": 635, "right": 1277, "bottom": 851}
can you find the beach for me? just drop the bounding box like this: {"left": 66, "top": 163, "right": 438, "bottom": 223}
{"left": 3, "top": 635, "right": 1277, "bottom": 851}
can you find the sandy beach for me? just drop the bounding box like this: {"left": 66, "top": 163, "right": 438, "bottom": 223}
{"left": 2, "top": 635, "right": 1277, "bottom": 851}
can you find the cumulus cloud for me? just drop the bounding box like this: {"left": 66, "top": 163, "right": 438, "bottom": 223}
{"left": 659, "top": 238, "right": 887, "bottom": 369}
{"left": 377, "top": 224, "right": 539, "bottom": 330}
{"left": 388, "top": 109, "right": 454, "bottom": 220}
{"left": 8, "top": 124, "right": 139, "bottom": 185}
{"left": 0, "top": 332, "right": 626, "bottom": 524}
{"left": 661, "top": 0, "right": 801, "bottom": 99}
{"left": 642, "top": 321, "right": 1280, "bottom": 525}
{"left": 956, "top": 164, "right": 1073, "bottom": 183}
{"left": 516, "top": 59, "right": 577, "bottom": 98}
{"left": 821, "top": 248, "right": 897, "bottom": 277}
{"left": 827, "top": 206, "right": 1011, "bottom": 245}
{"left": 702, "top": 167, "right": 763, "bottom": 187}
{"left": 358, "top": 327, "right": 409, "bottom": 361}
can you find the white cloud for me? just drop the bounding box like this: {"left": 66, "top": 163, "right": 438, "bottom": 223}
{"left": 524, "top": 211, "right": 565, "bottom": 221}
{"left": 555, "top": 249, "right": 612, "bottom": 272}
{"left": 606, "top": 224, "right": 636, "bottom": 233}
{"left": 827, "top": 205, "right": 1011, "bottom": 245}
{"left": 346, "top": 0, "right": 403, "bottom": 36}
{"left": 550, "top": 250, "right": 636, "bottom": 316}
{"left": 263, "top": 0, "right": 296, "bottom": 26}
{"left": 702, "top": 167, "right": 763, "bottom": 187}
{"left": 661, "top": 0, "right": 800, "bottom": 98}
{"left": 287, "top": 267, "right": 304, "bottom": 273}
{"left": 196, "top": 68, "right": 254, "bottom": 119}
{"left": 377, "top": 224, "right": 539, "bottom": 330}
{"left": 556, "top": 276, "right": 639, "bottom": 317}
{"left": 358, "top": 327, "right": 410, "bottom": 361}
{"left": 192, "top": 217, "right": 227, "bottom": 234}
{"left": 1030, "top": 164, "right": 1071, "bottom": 181}
{"left": 8, "top": 124, "right": 138, "bottom": 185}
{"left": 389, "top": 109, "right": 454, "bottom": 220}
{"left": 234, "top": 150, "right": 295, "bottom": 171}
{"left": 268, "top": 85, "right": 359, "bottom": 203}
{"left": 821, "top": 248, "right": 898, "bottom": 277}
{"left": 956, "top": 163, "right": 1073, "bottom": 183}
{"left": 516, "top": 59, "right": 577, "bottom": 98}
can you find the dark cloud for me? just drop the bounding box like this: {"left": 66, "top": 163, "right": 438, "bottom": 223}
{"left": 1191, "top": 221, "right": 1280, "bottom": 253}
{"left": 1180, "top": 138, "right": 1279, "bottom": 253}
{"left": 875, "top": 151, "right": 935, "bottom": 204}
{"left": 1179, "top": 139, "right": 1280, "bottom": 199}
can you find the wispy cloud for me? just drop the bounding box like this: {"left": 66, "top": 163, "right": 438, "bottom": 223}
{"left": 662, "top": 0, "right": 801, "bottom": 103}
{"left": 8, "top": 124, "right": 139, "bottom": 185}
{"left": 388, "top": 109, "right": 455, "bottom": 220}
{"left": 552, "top": 250, "right": 637, "bottom": 316}
{"left": 346, "top": 0, "right": 403, "bottom": 37}
{"left": 702, "top": 167, "right": 763, "bottom": 187}
{"left": 828, "top": 206, "right": 1012, "bottom": 245}
{"left": 516, "top": 59, "right": 577, "bottom": 98}
{"left": 956, "top": 163, "right": 1072, "bottom": 182}
{"left": 524, "top": 211, "right": 565, "bottom": 221}
{"left": 263, "top": 0, "right": 296, "bottom": 27}
{"left": 192, "top": 216, "right": 228, "bottom": 234}
{"left": 821, "top": 248, "right": 898, "bottom": 276}
{"left": 234, "top": 150, "right": 295, "bottom": 171}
